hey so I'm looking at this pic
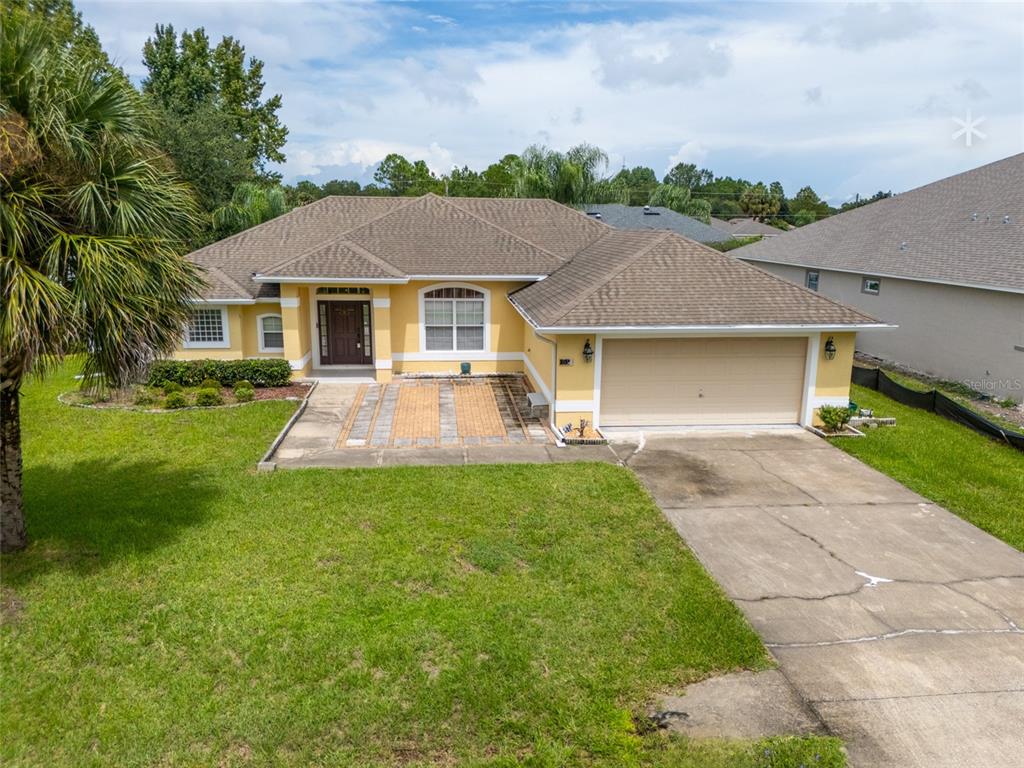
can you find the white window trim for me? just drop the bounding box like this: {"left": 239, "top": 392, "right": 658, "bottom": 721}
{"left": 417, "top": 282, "right": 491, "bottom": 355}
{"left": 861, "top": 276, "right": 881, "bottom": 295}
{"left": 257, "top": 313, "right": 285, "bottom": 353}
{"left": 183, "top": 306, "right": 230, "bottom": 349}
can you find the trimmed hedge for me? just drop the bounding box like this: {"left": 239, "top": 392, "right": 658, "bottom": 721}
{"left": 147, "top": 358, "right": 292, "bottom": 388}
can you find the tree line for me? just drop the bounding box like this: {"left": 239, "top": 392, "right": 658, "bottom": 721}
{"left": 288, "top": 149, "right": 891, "bottom": 231}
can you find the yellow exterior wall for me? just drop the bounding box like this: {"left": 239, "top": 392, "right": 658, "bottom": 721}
{"left": 174, "top": 306, "right": 244, "bottom": 360}
{"left": 388, "top": 280, "right": 527, "bottom": 359}
{"left": 814, "top": 331, "right": 855, "bottom": 398}
{"left": 812, "top": 331, "right": 856, "bottom": 426}
{"left": 552, "top": 334, "right": 597, "bottom": 430}
{"left": 522, "top": 322, "right": 554, "bottom": 398}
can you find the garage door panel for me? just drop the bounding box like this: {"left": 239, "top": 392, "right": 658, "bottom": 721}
{"left": 600, "top": 337, "right": 806, "bottom": 426}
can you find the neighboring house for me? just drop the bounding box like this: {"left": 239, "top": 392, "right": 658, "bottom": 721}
{"left": 176, "top": 193, "right": 888, "bottom": 431}
{"left": 581, "top": 204, "right": 734, "bottom": 244}
{"left": 711, "top": 217, "right": 786, "bottom": 237}
{"left": 734, "top": 153, "right": 1024, "bottom": 402}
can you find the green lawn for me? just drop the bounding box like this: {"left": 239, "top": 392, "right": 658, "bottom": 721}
{"left": 834, "top": 385, "right": 1024, "bottom": 550}
{"left": 1, "top": 365, "right": 843, "bottom": 767}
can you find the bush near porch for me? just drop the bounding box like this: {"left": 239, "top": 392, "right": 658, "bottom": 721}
{"left": 1, "top": 363, "right": 844, "bottom": 767}
{"left": 147, "top": 358, "right": 293, "bottom": 388}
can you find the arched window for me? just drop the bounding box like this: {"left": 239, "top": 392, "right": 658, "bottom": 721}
{"left": 257, "top": 314, "right": 284, "bottom": 352}
{"left": 422, "top": 286, "right": 485, "bottom": 351}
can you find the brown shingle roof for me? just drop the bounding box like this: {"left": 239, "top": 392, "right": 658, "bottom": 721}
{"left": 187, "top": 192, "right": 881, "bottom": 329}
{"left": 189, "top": 196, "right": 405, "bottom": 297}
{"left": 735, "top": 153, "right": 1024, "bottom": 293}
{"left": 331, "top": 194, "right": 566, "bottom": 276}
{"left": 510, "top": 231, "right": 881, "bottom": 328}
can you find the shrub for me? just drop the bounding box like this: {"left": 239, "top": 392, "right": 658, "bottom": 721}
{"left": 818, "top": 404, "right": 852, "bottom": 433}
{"left": 233, "top": 379, "right": 253, "bottom": 392}
{"left": 194, "top": 388, "right": 223, "bottom": 407}
{"left": 199, "top": 378, "right": 222, "bottom": 391}
{"left": 164, "top": 392, "right": 188, "bottom": 409}
{"left": 161, "top": 381, "right": 182, "bottom": 395}
{"left": 147, "top": 359, "right": 292, "bottom": 388}
{"left": 133, "top": 388, "right": 159, "bottom": 407}
{"left": 234, "top": 387, "right": 255, "bottom": 403}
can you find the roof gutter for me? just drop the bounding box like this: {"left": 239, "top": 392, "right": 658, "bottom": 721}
{"left": 530, "top": 323, "right": 896, "bottom": 333}
{"left": 191, "top": 298, "right": 255, "bottom": 305}
{"left": 253, "top": 275, "right": 409, "bottom": 284}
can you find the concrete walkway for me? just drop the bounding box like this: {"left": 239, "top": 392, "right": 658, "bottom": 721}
{"left": 623, "top": 429, "right": 1024, "bottom": 768}
{"left": 272, "top": 380, "right": 557, "bottom": 466}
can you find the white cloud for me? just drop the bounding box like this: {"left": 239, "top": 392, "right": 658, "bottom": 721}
{"left": 588, "top": 23, "right": 732, "bottom": 89}
{"left": 78, "top": 1, "right": 1023, "bottom": 199}
{"left": 955, "top": 77, "right": 990, "bottom": 101}
{"left": 666, "top": 141, "right": 709, "bottom": 172}
{"left": 803, "top": 3, "right": 936, "bottom": 51}
{"left": 287, "top": 140, "right": 455, "bottom": 179}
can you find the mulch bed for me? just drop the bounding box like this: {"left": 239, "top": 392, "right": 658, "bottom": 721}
{"left": 250, "top": 383, "right": 311, "bottom": 401}
{"left": 62, "top": 382, "right": 312, "bottom": 410}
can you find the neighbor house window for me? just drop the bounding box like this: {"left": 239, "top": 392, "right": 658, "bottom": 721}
{"left": 423, "top": 286, "right": 485, "bottom": 351}
{"left": 805, "top": 270, "right": 820, "bottom": 291}
{"left": 258, "top": 314, "right": 284, "bottom": 352}
{"left": 861, "top": 277, "right": 881, "bottom": 295}
{"left": 184, "top": 307, "right": 228, "bottom": 348}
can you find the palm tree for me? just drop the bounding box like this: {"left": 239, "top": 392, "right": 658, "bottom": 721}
{"left": 1, "top": 10, "right": 203, "bottom": 552}
{"left": 212, "top": 181, "right": 290, "bottom": 235}
{"left": 511, "top": 144, "right": 609, "bottom": 205}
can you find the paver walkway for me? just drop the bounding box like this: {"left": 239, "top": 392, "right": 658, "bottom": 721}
{"left": 622, "top": 429, "right": 1024, "bottom": 768}
{"left": 272, "top": 377, "right": 558, "bottom": 466}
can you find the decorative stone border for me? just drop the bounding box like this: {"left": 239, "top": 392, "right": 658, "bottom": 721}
{"left": 805, "top": 424, "right": 866, "bottom": 439}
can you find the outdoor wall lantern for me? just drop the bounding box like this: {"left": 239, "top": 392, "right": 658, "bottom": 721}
{"left": 824, "top": 336, "right": 837, "bottom": 361}
{"left": 582, "top": 339, "right": 594, "bottom": 363}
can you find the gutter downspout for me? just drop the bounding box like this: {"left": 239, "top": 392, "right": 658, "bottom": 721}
{"left": 533, "top": 330, "right": 562, "bottom": 445}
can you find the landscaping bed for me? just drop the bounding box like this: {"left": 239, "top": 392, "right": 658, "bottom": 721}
{"left": 2, "top": 363, "right": 843, "bottom": 767}
{"left": 62, "top": 382, "right": 310, "bottom": 411}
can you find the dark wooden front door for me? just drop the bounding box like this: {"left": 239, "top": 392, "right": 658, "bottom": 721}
{"left": 318, "top": 301, "right": 371, "bottom": 364}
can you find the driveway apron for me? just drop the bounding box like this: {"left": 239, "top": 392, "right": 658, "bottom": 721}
{"left": 621, "top": 429, "right": 1024, "bottom": 768}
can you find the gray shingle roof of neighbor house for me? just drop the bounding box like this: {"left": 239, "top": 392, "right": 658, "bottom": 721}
{"left": 185, "top": 191, "right": 885, "bottom": 329}
{"left": 580, "top": 204, "right": 734, "bottom": 243}
{"left": 734, "top": 153, "right": 1024, "bottom": 294}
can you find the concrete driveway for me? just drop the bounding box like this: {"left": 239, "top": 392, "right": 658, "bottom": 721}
{"left": 620, "top": 429, "right": 1024, "bottom": 768}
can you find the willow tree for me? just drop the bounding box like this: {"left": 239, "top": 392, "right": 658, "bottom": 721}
{"left": 511, "top": 144, "right": 609, "bottom": 205}
{"left": 1, "top": 9, "right": 203, "bottom": 552}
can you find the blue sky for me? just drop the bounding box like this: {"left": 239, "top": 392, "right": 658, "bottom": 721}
{"left": 81, "top": 1, "right": 1023, "bottom": 203}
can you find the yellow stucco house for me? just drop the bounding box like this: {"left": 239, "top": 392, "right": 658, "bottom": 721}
{"left": 176, "top": 194, "right": 888, "bottom": 433}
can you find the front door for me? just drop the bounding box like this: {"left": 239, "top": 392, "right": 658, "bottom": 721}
{"left": 318, "top": 301, "right": 371, "bottom": 365}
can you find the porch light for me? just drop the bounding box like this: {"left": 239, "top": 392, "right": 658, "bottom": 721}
{"left": 824, "top": 336, "right": 837, "bottom": 361}
{"left": 582, "top": 339, "right": 594, "bottom": 363}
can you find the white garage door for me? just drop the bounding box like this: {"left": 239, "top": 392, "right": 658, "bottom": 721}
{"left": 600, "top": 337, "right": 807, "bottom": 426}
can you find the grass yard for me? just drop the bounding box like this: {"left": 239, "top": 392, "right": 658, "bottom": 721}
{"left": 834, "top": 385, "right": 1024, "bottom": 551}
{"left": 1, "top": 364, "right": 842, "bottom": 767}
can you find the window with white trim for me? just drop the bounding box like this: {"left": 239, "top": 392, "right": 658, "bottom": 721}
{"left": 861, "top": 277, "right": 881, "bottom": 295}
{"left": 423, "top": 287, "right": 485, "bottom": 351}
{"left": 184, "top": 308, "right": 228, "bottom": 348}
{"left": 805, "top": 270, "right": 820, "bottom": 291}
{"left": 258, "top": 314, "right": 284, "bottom": 352}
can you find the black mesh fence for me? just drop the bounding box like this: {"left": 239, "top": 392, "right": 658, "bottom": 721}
{"left": 852, "top": 366, "right": 1024, "bottom": 452}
